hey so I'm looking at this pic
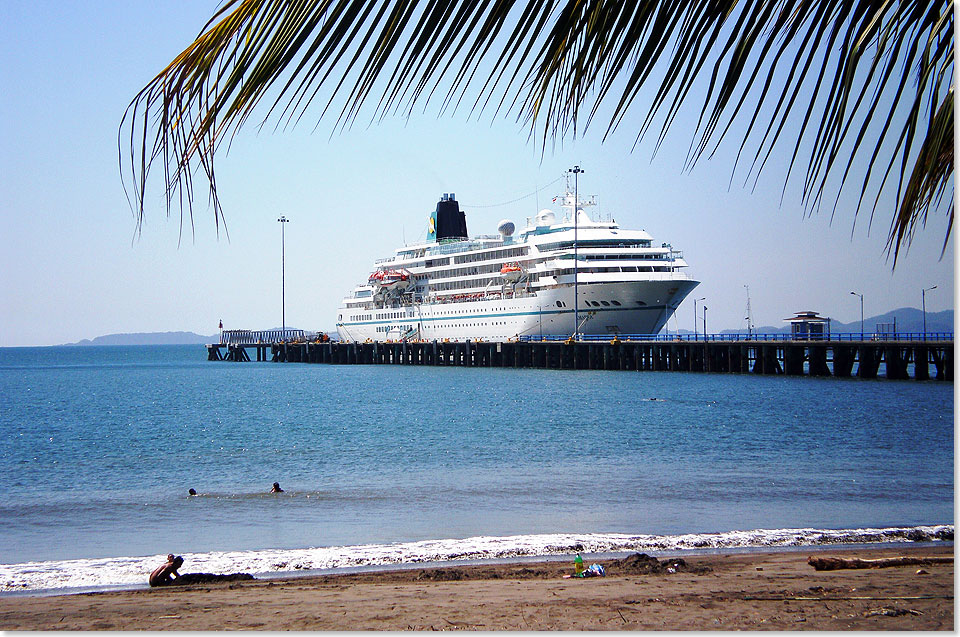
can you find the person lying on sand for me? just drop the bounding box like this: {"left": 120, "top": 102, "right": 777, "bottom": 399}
{"left": 149, "top": 554, "right": 183, "bottom": 587}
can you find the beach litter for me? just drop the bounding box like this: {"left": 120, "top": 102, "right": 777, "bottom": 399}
{"left": 608, "top": 553, "right": 710, "bottom": 575}
{"left": 864, "top": 607, "right": 923, "bottom": 618}
{"left": 562, "top": 563, "right": 605, "bottom": 579}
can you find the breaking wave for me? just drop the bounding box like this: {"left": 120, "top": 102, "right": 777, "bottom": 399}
{"left": 0, "top": 524, "right": 951, "bottom": 594}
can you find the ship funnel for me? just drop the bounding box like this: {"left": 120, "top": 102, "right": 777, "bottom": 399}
{"left": 431, "top": 193, "right": 468, "bottom": 242}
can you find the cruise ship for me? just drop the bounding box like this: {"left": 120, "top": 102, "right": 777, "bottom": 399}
{"left": 336, "top": 183, "right": 699, "bottom": 342}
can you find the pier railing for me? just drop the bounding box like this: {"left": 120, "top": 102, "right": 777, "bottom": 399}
{"left": 221, "top": 328, "right": 305, "bottom": 344}
{"left": 518, "top": 332, "right": 954, "bottom": 343}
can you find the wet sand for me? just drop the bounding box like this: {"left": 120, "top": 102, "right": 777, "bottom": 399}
{"left": 0, "top": 545, "right": 951, "bottom": 630}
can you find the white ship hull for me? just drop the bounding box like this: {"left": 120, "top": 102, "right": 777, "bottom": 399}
{"left": 338, "top": 278, "right": 697, "bottom": 342}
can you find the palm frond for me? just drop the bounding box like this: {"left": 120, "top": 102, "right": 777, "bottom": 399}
{"left": 121, "top": 0, "right": 953, "bottom": 261}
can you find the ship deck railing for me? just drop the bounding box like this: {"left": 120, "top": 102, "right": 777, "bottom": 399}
{"left": 519, "top": 332, "right": 954, "bottom": 343}
{"left": 429, "top": 290, "right": 536, "bottom": 304}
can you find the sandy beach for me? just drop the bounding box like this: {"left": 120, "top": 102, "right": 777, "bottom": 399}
{"left": 0, "top": 545, "right": 952, "bottom": 630}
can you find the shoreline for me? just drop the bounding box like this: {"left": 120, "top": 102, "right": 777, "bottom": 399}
{"left": 3, "top": 538, "right": 952, "bottom": 600}
{"left": 0, "top": 544, "right": 951, "bottom": 630}
{"left": 2, "top": 524, "right": 951, "bottom": 596}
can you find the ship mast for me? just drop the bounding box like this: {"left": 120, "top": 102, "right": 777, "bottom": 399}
{"left": 568, "top": 166, "right": 583, "bottom": 341}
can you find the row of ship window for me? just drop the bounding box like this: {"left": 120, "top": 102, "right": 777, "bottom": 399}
{"left": 389, "top": 246, "right": 529, "bottom": 269}
{"left": 349, "top": 312, "right": 412, "bottom": 322}
{"left": 376, "top": 321, "right": 511, "bottom": 332}
{"left": 349, "top": 305, "right": 520, "bottom": 322}
{"left": 539, "top": 239, "right": 653, "bottom": 250}
{"left": 431, "top": 273, "right": 540, "bottom": 291}
{"left": 431, "top": 262, "right": 524, "bottom": 279}
{"left": 553, "top": 299, "right": 621, "bottom": 307}
{"left": 453, "top": 246, "right": 527, "bottom": 264}
{"left": 549, "top": 266, "right": 673, "bottom": 276}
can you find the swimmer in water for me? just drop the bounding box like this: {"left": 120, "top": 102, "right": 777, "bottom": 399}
{"left": 270, "top": 482, "right": 283, "bottom": 493}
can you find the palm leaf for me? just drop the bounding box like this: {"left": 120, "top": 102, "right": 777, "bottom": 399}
{"left": 121, "top": 0, "right": 953, "bottom": 262}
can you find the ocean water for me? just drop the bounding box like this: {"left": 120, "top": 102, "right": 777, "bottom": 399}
{"left": 0, "top": 345, "right": 953, "bottom": 593}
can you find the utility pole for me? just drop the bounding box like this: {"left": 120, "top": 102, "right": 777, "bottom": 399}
{"left": 694, "top": 297, "right": 705, "bottom": 340}
{"left": 278, "top": 216, "right": 290, "bottom": 334}
{"left": 922, "top": 285, "right": 938, "bottom": 341}
{"left": 850, "top": 291, "right": 863, "bottom": 340}
{"left": 568, "top": 165, "right": 583, "bottom": 341}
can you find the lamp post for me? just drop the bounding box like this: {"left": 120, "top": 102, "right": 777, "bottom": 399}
{"left": 568, "top": 165, "right": 583, "bottom": 340}
{"left": 693, "top": 297, "right": 705, "bottom": 339}
{"left": 278, "top": 216, "right": 290, "bottom": 335}
{"left": 850, "top": 291, "right": 863, "bottom": 340}
{"left": 922, "top": 285, "right": 938, "bottom": 340}
{"left": 703, "top": 305, "right": 708, "bottom": 339}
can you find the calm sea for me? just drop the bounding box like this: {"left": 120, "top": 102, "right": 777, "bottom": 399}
{"left": 0, "top": 345, "right": 953, "bottom": 593}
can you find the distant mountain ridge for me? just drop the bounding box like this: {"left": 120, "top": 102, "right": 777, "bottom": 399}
{"left": 63, "top": 327, "right": 318, "bottom": 346}
{"left": 65, "top": 332, "right": 216, "bottom": 346}
{"left": 717, "top": 307, "right": 953, "bottom": 336}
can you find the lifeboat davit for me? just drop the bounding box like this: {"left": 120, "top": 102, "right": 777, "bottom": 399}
{"left": 500, "top": 262, "right": 523, "bottom": 282}
{"left": 369, "top": 268, "right": 412, "bottom": 292}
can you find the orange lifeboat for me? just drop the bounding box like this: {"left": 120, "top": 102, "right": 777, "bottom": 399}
{"left": 369, "top": 269, "right": 412, "bottom": 291}
{"left": 500, "top": 262, "right": 523, "bottom": 282}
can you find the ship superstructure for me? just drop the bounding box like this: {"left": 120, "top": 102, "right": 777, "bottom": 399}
{"left": 336, "top": 183, "right": 698, "bottom": 342}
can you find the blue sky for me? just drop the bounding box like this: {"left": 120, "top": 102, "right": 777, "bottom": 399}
{"left": 1, "top": 1, "right": 954, "bottom": 347}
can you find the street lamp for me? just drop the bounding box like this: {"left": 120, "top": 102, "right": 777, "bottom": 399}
{"left": 568, "top": 165, "right": 583, "bottom": 340}
{"left": 693, "top": 297, "right": 705, "bottom": 339}
{"left": 278, "top": 216, "right": 290, "bottom": 335}
{"left": 922, "top": 285, "right": 938, "bottom": 340}
{"left": 850, "top": 291, "right": 863, "bottom": 340}
{"left": 703, "top": 305, "right": 708, "bottom": 339}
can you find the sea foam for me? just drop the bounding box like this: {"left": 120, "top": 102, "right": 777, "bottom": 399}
{"left": 0, "top": 524, "right": 951, "bottom": 594}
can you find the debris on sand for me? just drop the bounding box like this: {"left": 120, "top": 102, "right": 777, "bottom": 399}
{"left": 609, "top": 553, "right": 711, "bottom": 575}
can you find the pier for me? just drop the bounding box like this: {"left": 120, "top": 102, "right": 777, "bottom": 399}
{"left": 208, "top": 333, "right": 953, "bottom": 381}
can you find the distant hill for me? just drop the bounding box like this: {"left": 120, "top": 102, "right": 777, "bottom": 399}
{"left": 62, "top": 327, "right": 335, "bottom": 346}
{"left": 720, "top": 307, "right": 954, "bottom": 336}
{"left": 65, "top": 332, "right": 216, "bottom": 346}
